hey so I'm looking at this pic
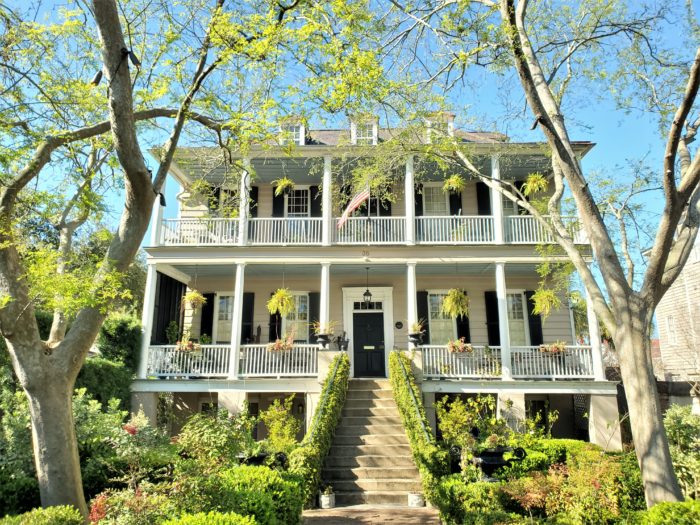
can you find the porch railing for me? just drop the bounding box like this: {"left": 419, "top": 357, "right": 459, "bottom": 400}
{"left": 239, "top": 344, "right": 319, "bottom": 377}
{"left": 146, "top": 345, "right": 231, "bottom": 377}
{"left": 505, "top": 216, "right": 585, "bottom": 244}
{"left": 248, "top": 217, "right": 323, "bottom": 245}
{"left": 511, "top": 346, "right": 594, "bottom": 379}
{"left": 334, "top": 216, "right": 406, "bottom": 244}
{"left": 160, "top": 218, "right": 239, "bottom": 245}
{"left": 416, "top": 216, "right": 494, "bottom": 244}
{"left": 422, "top": 345, "right": 502, "bottom": 379}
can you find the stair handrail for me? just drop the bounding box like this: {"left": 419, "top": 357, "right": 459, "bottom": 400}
{"left": 306, "top": 352, "right": 342, "bottom": 442}
{"left": 396, "top": 352, "right": 431, "bottom": 443}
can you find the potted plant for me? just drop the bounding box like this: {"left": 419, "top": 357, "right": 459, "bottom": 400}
{"left": 267, "top": 331, "right": 295, "bottom": 353}
{"left": 539, "top": 341, "right": 567, "bottom": 354}
{"left": 336, "top": 331, "right": 349, "bottom": 351}
{"left": 447, "top": 337, "right": 473, "bottom": 355}
{"left": 176, "top": 328, "right": 202, "bottom": 355}
{"left": 319, "top": 485, "right": 335, "bottom": 509}
{"left": 311, "top": 320, "right": 338, "bottom": 348}
{"left": 408, "top": 319, "right": 425, "bottom": 345}
{"left": 408, "top": 492, "right": 425, "bottom": 507}
{"left": 273, "top": 176, "right": 295, "bottom": 196}
{"left": 441, "top": 288, "right": 469, "bottom": 319}
{"left": 183, "top": 290, "right": 207, "bottom": 311}
{"left": 165, "top": 320, "right": 180, "bottom": 345}
{"left": 442, "top": 174, "right": 465, "bottom": 194}
{"left": 267, "top": 288, "right": 296, "bottom": 317}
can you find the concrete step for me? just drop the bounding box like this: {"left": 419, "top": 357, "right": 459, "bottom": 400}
{"left": 335, "top": 423, "right": 405, "bottom": 436}
{"left": 322, "top": 466, "right": 420, "bottom": 481}
{"left": 329, "top": 444, "right": 412, "bottom": 457}
{"left": 337, "top": 415, "right": 402, "bottom": 427}
{"left": 346, "top": 389, "right": 394, "bottom": 400}
{"left": 332, "top": 433, "right": 409, "bottom": 446}
{"left": 344, "top": 398, "right": 398, "bottom": 409}
{"left": 331, "top": 479, "right": 423, "bottom": 492}
{"left": 348, "top": 379, "right": 391, "bottom": 390}
{"left": 342, "top": 406, "right": 399, "bottom": 417}
{"left": 325, "top": 454, "right": 417, "bottom": 468}
{"left": 334, "top": 491, "right": 411, "bottom": 506}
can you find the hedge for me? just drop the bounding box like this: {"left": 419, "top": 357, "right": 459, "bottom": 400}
{"left": 387, "top": 351, "right": 449, "bottom": 507}
{"left": 636, "top": 499, "right": 700, "bottom": 525}
{"left": 0, "top": 506, "right": 83, "bottom": 525}
{"left": 75, "top": 357, "right": 132, "bottom": 409}
{"left": 97, "top": 313, "right": 142, "bottom": 373}
{"left": 163, "top": 512, "right": 257, "bottom": 525}
{"left": 288, "top": 352, "right": 350, "bottom": 507}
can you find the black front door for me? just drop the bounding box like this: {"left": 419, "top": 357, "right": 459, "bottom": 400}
{"left": 353, "top": 312, "right": 385, "bottom": 377}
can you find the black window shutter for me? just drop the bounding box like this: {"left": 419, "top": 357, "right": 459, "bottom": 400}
{"left": 268, "top": 311, "right": 282, "bottom": 342}
{"left": 199, "top": 293, "right": 216, "bottom": 340}
{"left": 308, "top": 292, "right": 320, "bottom": 343}
{"left": 414, "top": 186, "right": 424, "bottom": 217}
{"left": 249, "top": 186, "right": 259, "bottom": 218}
{"left": 241, "top": 292, "right": 255, "bottom": 344}
{"left": 476, "top": 182, "right": 491, "bottom": 216}
{"left": 456, "top": 314, "right": 471, "bottom": 343}
{"left": 524, "top": 290, "right": 543, "bottom": 346}
{"left": 416, "top": 291, "right": 430, "bottom": 344}
{"left": 484, "top": 291, "right": 500, "bottom": 346}
{"left": 449, "top": 192, "right": 462, "bottom": 215}
{"left": 272, "top": 190, "right": 285, "bottom": 218}
{"left": 310, "top": 186, "right": 322, "bottom": 217}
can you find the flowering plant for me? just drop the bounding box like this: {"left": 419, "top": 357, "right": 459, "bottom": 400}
{"left": 267, "top": 331, "right": 295, "bottom": 352}
{"left": 176, "top": 328, "right": 201, "bottom": 353}
{"left": 539, "top": 341, "right": 567, "bottom": 354}
{"left": 447, "top": 337, "right": 473, "bottom": 354}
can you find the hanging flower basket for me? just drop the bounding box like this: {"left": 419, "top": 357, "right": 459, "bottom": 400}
{"left": 273, "top": 176, "right": 295, "bottom": 196}
{"left": 441, "top": 289, "right": 469, "bottom": 319}
{"left": 442, "top": 174, "right": 465, "bottom": 194}
{"left": 267, "top": 288, "right": 296, "bottom": 317}
{"left": 183, "top": 290, "right": 207, "bottom": 310}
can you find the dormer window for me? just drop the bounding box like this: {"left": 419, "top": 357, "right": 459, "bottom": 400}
{"left": 280, "top": 121, "right": 305, "bottom": 146}
{"left": 351, "top": 117, "right": 377, "bottom": 145}
{"left": 426, "top": 112, "right": 455, "bottom": 142}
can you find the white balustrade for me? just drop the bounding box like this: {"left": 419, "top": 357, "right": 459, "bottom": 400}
{"left": 334, "top": 216, "right": 406, "bottom": 244}
{"left": 416, "top": 216, "right": 494, "bottom": 244}
{"left": 422, "top": 345, "right": 502, "bottom": 379}
{"left": 505, "top": 216, "right": 586, "bottom": 244}
{"left": 248, "top": 218, "right": 323, "bottom": 245}
{"left": 146, "top": 345, "right": 231, "bottom": 377}
{"left": 511, "top": 346, "right": 594, "bottom": 379}
{"left": 239, "top": 344, "right": 319, "bottom": 377}
{"left": 160, "top": 218, "right": 238, "bottom": 245}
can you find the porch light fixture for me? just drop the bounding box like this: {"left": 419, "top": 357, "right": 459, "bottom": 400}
{"left": 363, "top": 267, "right": 372, "bottom": 305}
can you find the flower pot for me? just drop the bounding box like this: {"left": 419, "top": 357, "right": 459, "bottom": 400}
{"left": 316, "top": 334, "right": 330, "bottom": 348}
{"left": 320, "top": 493, "right": 335, "bottom": 509}
{"left": 408, "top": 333, "right": 423, "bottom": 345}
{"left": 408, "top": 492, "right": 425, "bottom": 507}
{"left": 473, "top": 447, "right": 510, "bottom": 478}
{"left": 338, "top": 339, "right": 349, "bottom": 351}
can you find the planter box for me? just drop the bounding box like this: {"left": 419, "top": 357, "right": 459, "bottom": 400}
{"left": 320, "top": 493, "right": 335, "bottom": 509}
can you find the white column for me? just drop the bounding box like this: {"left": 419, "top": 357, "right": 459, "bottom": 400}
{"left": 150, "top": 178, "right": 166, "bottom": 246}
{"left": 586, "top": 291, "right": 606, "bottom": 381}
{"left": 407, "top": 262, "right": 417, "bottom": 328}
{"left": 491, "top": 154, "right": 504, "bottom": 244}
{"left": 495, "top": 261, "right": 512, "bottom": 380}
{"left": 405, "top": 156, "right": 415, "bottom": 245}
{"left": 137, "top": 264, "right": 158, "bottom": 379}
{"left": 228, "top": 263, "right": 246, "bottom": 379}
{"left": 322, "top": 156, "right": 332, "bottom": 246}
{"left": 238, "top": 160, "right": 250, "bottom": 246}
{"left": 320, "top": 262, "right": 331, "bottom": 328}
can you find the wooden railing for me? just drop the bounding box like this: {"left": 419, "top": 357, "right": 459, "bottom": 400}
{"left": 422, "top": 345, "right": 502, "bottom": 379}
{"left": 505, "top": 216, "right": 585, "bottom": 244}
{"left": 239, "top": 344, "right": 319, "bottom": 377}
{"left": 160, "top": 218, "right": 239, "bottom": 245}
{"left": 146, "top": 345, "right": 231, "bottom": 378}
{"left": 334, "top": 216, "right": 406, "bottom": 244}
{"left": 511, "top": 346, "right": 594, "bottom": 379}
{"left": 416, "top": 216, "right": 494, "bottom": 244}
{"left": 248, "top": 217, "right": 323, "bottom": 245}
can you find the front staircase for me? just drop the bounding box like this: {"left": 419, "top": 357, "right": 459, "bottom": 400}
{"left": 322, "top": 379, "right": 423, "bottom": 505}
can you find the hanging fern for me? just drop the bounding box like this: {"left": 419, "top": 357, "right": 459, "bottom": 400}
{"left": 267, "top": 288, "right": 296, "bottom": 317}
{"left": 273, "top": 176, "right": 295, "bottom": 196}
{"left": 441, "top": 288, "right": 470, "bottom": 318}
{"left": 183, "top": 290, "right": 207, "bottom": 311}
{"left": 442, "top": 174, "right": 466, "bottom": 194}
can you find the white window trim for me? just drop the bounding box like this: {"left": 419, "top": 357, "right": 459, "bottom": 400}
{"left": 351, "top": 120, "right": 378, "bottom": 145}
{"left": 426, "top": 289, "right": 457, "bottom": 344}
{"left": 284, "top": 185, "right": 311, "bottom": 218}
{"left": 422, "top": 182, "right": 451, "bottom": 216}
{"left": 506, "top": 289, "right": 531, "bottom": 347}
{"left": 281, "top": 291, "right": 310, "bottom": 342}
{"left": 212, "top": 291, "right": 234, "bottom": 344}
{"left": 279, "top": 122, "right": 305, "bottom": 146}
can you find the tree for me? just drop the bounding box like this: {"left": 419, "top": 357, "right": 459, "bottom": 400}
{"left": 377, "top": 0, "right": 699, "bottom": 506}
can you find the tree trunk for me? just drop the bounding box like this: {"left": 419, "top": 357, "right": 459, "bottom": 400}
{"left": 615, "top": 300, "right": 683, "bottom": 505}
{"left": 24, "top": 372, "right": 87, "bottom": 516}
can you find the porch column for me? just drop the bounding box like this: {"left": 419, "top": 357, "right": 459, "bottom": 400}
{"left": 238, "top": 159, "right": 250, "bottom": 246}
{"left": 406, "top": 261, "right": 418, "bottom": 329}
{"left": 137, "top": 264, "right": 158, "bottom": 379}
{"left": 150, "top": 177, "right": 165, "bottom": 246}
{"left": 320, "top": 262, "right": 331, "bottom": 329}
{"left": 586, "top": 291, "right": 606, "bottom": 381}
{"left": 228, "top": 262, "right": 246, "bottom": 379}
{"left": 322, "top": 156, "right": 333, "bottom": 246}
{"left": 491, "top": 154, "right": 504, "bottom": 244}
{"left": 495, "top": 261, "right": 512, "bottom": 380}
{"left": 405, "top": 156, "right": 415, "bottom": 245}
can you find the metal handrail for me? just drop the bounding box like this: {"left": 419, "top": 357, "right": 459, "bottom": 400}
{"left": 306, "top": 354, "right": 344, "bottom": 442}
{"left": 396, "top": 354, "right": 431, "bottom": 443}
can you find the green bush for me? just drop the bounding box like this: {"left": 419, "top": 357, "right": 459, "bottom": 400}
{"left": 289, "top": 353, "right": 350, "bottom": 507}
{"left": 617, "top": 451, "right": 645, "bottom": 512}
{"left": 97, "top": 313, "right": 142, "bottom": 372}
{"left": 664, "top": 405, "right": 700, "bottom": 499}
{"left": 75, "top": 357, "right": 132, "bottom": 409}
{"left": 88, "top": 486, "right": 174, "bottom": 525}
{"left": 435, "top": 476, "right": 517, "bottom": 525}
{"left": 637, "top": 499, "right": 700, "bottom": 525}
{"left": 259, "top": 395, "right": 300, "bottom": 455}
{"left": 163, "top": 512, "right": 257, "bottom": 525}
{"left": 498, "top": 450, "right": 551, "bottom": 479}
{"left": 0, "top": 506, "right": 83, "bottom": 525}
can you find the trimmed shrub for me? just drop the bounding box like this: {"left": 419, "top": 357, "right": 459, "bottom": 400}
{"left": 88, "top": 486, "right": 174, "bottom": 525}
{"left": 637, "top": 499, "right": 700, "bottom": 525}
{"left": 75, "top": 357, "right": 132, "bottom": 410}
{"left": 289, "top": 353, "right": 350, "bottom": 507}
{"left": 435, "top": 476, "right": 518, "bottom": 525}
{"left": 97, "top": 313, "right": 142, "bottom": 372}
{"left": 498, "top": 450, "right": 551, "bottom": 479}
{"left": 617, "top": 451, "right": 645, "bottom": 512}
{"left": 0, "top": 506, "right": 83, "bottom": 525}
{"left": 163, "top": 512, "right": 257, "bottom": 525}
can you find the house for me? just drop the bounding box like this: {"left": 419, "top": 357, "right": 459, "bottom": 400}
{"left": 132, "top": 116, "right": 622, "bottom": 460}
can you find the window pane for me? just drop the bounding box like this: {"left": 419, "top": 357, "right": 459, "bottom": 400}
{"left": 356, "top": 123, "right": 374, "bottom": 144}
{"left": 507, "top": 293, "right": 527, "bottom": 346}
{"left": 287, "top": 189, "right": 309, "bottom": 217}
{"left": 281, "top": 124, "right": 301, "bottom": 144}
{"left": 428, "top": 293, "right": 454, "bottom": 344}
{"left": 424, "top": 186, "right": 448, "bottom": 215}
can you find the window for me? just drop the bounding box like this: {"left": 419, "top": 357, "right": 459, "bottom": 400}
{"left": 354, "top": 122, "right": 375, "bottom": 145}
{"left": 286, "top": 189, "right": 310, "bottom": 217}
{"left": 507, "top": 292, "right": 529, "bottom": 346}
{"left": 216, "top": 295, "right": 233, "bottom": 343}
{"left": 502, "top": 192, "right": 519, "bottom": 216}
{"left": 666, "top": 316, "right": 677, "bottom": 344}
{"left": 353, "top": 301, "right": 383, "bottom": 310}
{"left": 282, "top": 292, "right": 309, "bottom": 341}
{"left": 423, "top": 185, "right": 449, "bottom": 216}
{"left": 280, "top": 123, "right": 302, "bottom": 145}
{"left": 428, "top": 292, "right": 455, "bottom": 344}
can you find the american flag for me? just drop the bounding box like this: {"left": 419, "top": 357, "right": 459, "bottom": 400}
{"left": 337, "top": 188, "right": 370, "bottom": 229}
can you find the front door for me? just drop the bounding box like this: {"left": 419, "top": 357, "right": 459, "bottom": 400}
{"left": 353, "top": 312, "right": 385, "bottom": 377}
